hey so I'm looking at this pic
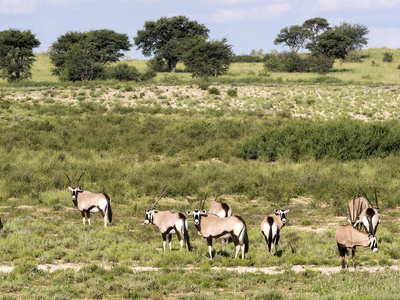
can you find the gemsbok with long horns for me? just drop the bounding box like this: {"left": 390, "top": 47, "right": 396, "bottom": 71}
{"left": 208, "top": 195, "right": 232, "bottom": 244}
{"left": 261, "top": 191, "right": 290, "bottom": 255}
{"left": 335, "top": 224, "right": 378, "bottom": 269}
{"left": 187, "top": 197, "right": 248, "bottom": 259}
{"left": 347, "top": 187, "right": 380, "bottom": 236}
{"left": 144, "top": 189, "right": 191, "bottom": 252}
{"left": 65, "top": 173, "right": 112, "bottom": 227}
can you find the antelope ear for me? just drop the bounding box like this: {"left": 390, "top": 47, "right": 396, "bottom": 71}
{"left": 144, "top": 209, "right": 147, "bottom": 213}
{"left": 154, "top": 210, "right": 158, "bottom": 213}
{"left": 286, "top": 209, "right": 290, "bottom": 213}
{"left": 201, "top": 209, "right": 207, "bottom": 214}
{"left": 274, "top": 209, "right": 279, "bottom": 215}
{"left": 68, "top": 187, "right": 73, "bottom": 191}
{"left": 187, "top": 211, "right": 192, "bottom": 215}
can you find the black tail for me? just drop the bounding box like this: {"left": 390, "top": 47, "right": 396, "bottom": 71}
{"left": 107, "top": 201, "right": 112, "bottom": 223}
{"left": 268, "top": 226, "right": 273, "bottom": 252}
{"left": 0, "top": 218, "right": 3, "bottom": 229}
{"left": 244, "top": 226, "right": 249, "bottom": 254}
{"left": 184, "top": 219, "right": 191, "bottom": 251}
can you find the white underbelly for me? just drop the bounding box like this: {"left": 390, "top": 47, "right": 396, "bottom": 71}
{"left": 89, "top": 207, "right": 100, "bottom": 213}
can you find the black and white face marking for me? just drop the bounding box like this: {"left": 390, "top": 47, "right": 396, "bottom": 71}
{"left": 68, "top": 187, "right": 82, "bottom": 201}
{"left": 368, "top": 235, "right": 378, "bottom": 252}
{"left": 144, "top": 208, "right": 156, "bottom": 225}
{"left": 274, "top": 208, "right": 289, "bottom": 224}
{"left": 187, "top": 209, "right": 206, "bottom": 225}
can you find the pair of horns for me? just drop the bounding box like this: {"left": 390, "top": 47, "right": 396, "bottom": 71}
{"left": 273, "top": 189, "right": 290, "bottom": 211}
{"left": 359, "top": 186, "right": 379, "bottom": 208}
{"left": 187, "top": 194, "right": 209, "bottom": 210}
{"left": 64, "top": 172, "right": 85, "bottom": 187}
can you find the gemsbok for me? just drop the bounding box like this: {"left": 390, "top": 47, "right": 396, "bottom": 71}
{"left": 335, "top": 224, "right": 378, "bottom": 269}
{"left": 261, "top": 191, "right": 290, "bottom": 255}
{"left": 187, "top": 197, "right": 248, "bottom": 259}
{"left": 64, "top": 173, "right": 112, "bottom": 227}
{"left": 347, "top": 187, "right": 380, "bottom": 236}
{"left": 144, "top": 189, "right": 191, "bottom": 252}
{"left": 208, "top": 195, "right": 232, "bottom": 244}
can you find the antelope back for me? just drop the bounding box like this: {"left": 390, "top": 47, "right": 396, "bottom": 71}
{"left": 209, "top": 201, "right": 232, "bottom": 218}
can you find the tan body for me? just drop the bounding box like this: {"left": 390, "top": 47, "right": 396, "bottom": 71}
{"left": 189, "top": 211, "right": 248, "bottom": 259}
{"left": 144, "top": 209, "right": 190, "bottom": 252}
{"left": 69, "top": 188, "right": 112, "bottom": 227}
{"left": 348, "top": 197, "right": 369, "bottom": 225}
{"left": 335, "top": 225, "right": 378, "bottom": 269}
{"left": 208, "top": 199, "right": 232, "bottom": 244}
{"left": 261, "top": 213, "right": 285, "bottom": 254}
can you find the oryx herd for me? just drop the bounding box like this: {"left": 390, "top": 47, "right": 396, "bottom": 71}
{"left": 3, "top": 173, "right": 377, "bottom": 268}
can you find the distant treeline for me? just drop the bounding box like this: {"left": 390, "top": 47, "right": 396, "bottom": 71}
{"left": 231, "top": 55, "right": 265, "bottom": 63}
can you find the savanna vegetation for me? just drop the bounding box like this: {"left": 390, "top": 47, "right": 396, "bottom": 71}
{"left": 0, "top": 48, "right": 400, "bottom": 299}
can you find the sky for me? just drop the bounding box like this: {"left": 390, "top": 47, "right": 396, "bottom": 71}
{"left": 1, "top": 0, "right": 400, "bottom": 59}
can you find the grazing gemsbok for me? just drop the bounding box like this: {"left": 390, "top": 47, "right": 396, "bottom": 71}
{"left": 347, "top": 187, "right": 381, "bottom": 236}
{"left": 335, "top": 224, "right": 378, "bottom": 269}
{"left": 144, "top": 189, "right": 191, "bottom": 252}
{"left": 261, "top": 191, "right": 290, "bottom": 254}
{"left": 187, "top": 197, "right": 248, "bottom": 259}
{"left": 64, "top": 173, "right": 112, "bottom": 227}
{"left": 208, "top": 195, "right": 232, "bottom": 244}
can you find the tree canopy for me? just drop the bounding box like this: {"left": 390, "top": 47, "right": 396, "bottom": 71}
{"left": 0, "top": 29, "right": 40, "bottom": 82}
{"left": 50, "top": 29, "right": 132, "bottom": 81}
{"left": 183, "top": 38, "right": 233, "bottom": 77}
{"left": 274, "top": 25, "right": 309, "bottom": 53}
{"left": 134, "top": 16, "right": 209, "bottom": 72}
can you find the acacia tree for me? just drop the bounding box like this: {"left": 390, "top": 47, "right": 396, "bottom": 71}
{"left": 0, "top": 29, "right": 40, "bottom": 82}
{"left": 302, "top": 18, "right": 330, "bottom": 50}
{"left": 333, "top": 22, "right": 369, "bottom": 52}
{"left": 183, "top": 38, "right": 233, "bottom": 77}
{"left": 134, "top": 16, "right": 209, "bottom": 72}
{"left": 274, "top": 25, "right": 309, "bottom": 53}
{"left": 50, "top": 29, "right": 132, "bottom": 81}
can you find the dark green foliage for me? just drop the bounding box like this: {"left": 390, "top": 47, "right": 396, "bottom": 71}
{"left": 134, "top": 15, "right": 209, "bottom": 72}
{"left": 226, "top": 88, "right": 237, "bottom": 97}
{"left": 50, "top": 29, "right": 132, "bottom": 81}
{"left": 264, "top": 51, "right": 308, "bottom": 73}
{"left": 105, "top": 63, "right": 141, "bottom": 81}
{"left": 208, "top": 87, "right": 220, "bottom": 95}
{"left": 274, "top": 25, "right": 309, "bottom": 53}
{"left": 383, "top": 52, "right": 394, "bottom": 63}
{"left": 231, "top": 55, "right": 264, "bottom": 63}
{"left": 0, "top": 29, "right": 40, "bottom": 82}
{"left": 242, "top": 119, "right": 400, "bottom": 161}
{"left": 183, "top": 38, "right": 233, "bottom": 77}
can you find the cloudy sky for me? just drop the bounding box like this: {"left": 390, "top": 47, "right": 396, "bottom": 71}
{"left": 1, "top": 0, "right": 400, "bottom": 59}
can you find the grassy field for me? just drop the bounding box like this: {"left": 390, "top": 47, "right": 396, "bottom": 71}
{"left": 0, "top": 48, "right": 400, "bottom": 299}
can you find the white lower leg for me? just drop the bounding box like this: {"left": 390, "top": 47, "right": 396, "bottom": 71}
{"left": 82, "top": 217, "right": 85, "bottom": 226}
{"left": 234, "top": 245, "right": 240, "bottom": 259}
{"left": 104, "top": 215, "right": 107, "bottom": 227}
{"left": 88, "top": 218, "right": 91, "bottom": 225}
{"left": 180, "top": 239, "right": 183, "bottom": 249}
{"left": 169, "top": 241, "right": 172, "bottom": 251}
{"left": 163, "top": 240, "right": 166, "bottom": 252}
{"left": 208, "top": 245, "right": 213, "bottom": 259}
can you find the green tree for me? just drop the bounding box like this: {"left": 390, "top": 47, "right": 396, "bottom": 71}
{"left": 333, "top": 22, "right": 369, "bottom": 51}
{"left": 0, "top": 29, "right": 40, "bottom": 82}
{"left": 307, "top": 30, "right": 352, "bottom": 59}
{"left": 134, "top": 15, "right": 209, "bottom": 72}
{"left": 183, "top": 38, "right": 233, "bottom": 77}
{"left": 302, "top": 17, "right": 330, "bottom": 49}
{"left": 274, "top": 25, "right": 309, "bottom": 53}
{"left": 50, "top": 29, "right": 132, "bottom": 81}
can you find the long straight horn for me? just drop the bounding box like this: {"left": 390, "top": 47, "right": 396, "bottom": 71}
{"left": 154, "top": 187, "right": 168, "bottom": 208}
{"left": 64, "top": 173, "right": 72, "bottom": 186}
{"left": 186, "top": 196, "right": 194, "bottom": 211}
{"left": 202, "top": 194, "right": 207, "bottom": 210}
{"left": 76, "top": 172, "right": 85, "bottom": 188}
{"left": 273, "top": 191, "right": 281, "bottom": 210}
{"left": 359, "top": 185, "right": 372, "bottom": 206}
{"left": 346, "top": 196, "right": 352, "bottom": 222}
{"left": 374, "top": 187, "right": 378, "bottom": 208}
{"left": 286, "top": 189, "right": 291, "bottom": 210}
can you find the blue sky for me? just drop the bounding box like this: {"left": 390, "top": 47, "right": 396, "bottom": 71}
{"left": 1, "top": 0, "right": 400, "bottom": 59}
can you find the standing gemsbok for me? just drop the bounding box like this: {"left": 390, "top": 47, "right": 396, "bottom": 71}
{"left": 261, "top": 191, "right": 290, "bottom": 255}
{"left": 65, "top": 173, "right": 112, "bottom": 227}
{"left": 208, "top": 195, "right": 232, "bottom": 244}
{"left": 144, "top": 189, "right": 191, "bottom": 252}
{"left": 187, "top": 197, "right": 248, "bottom": 259}
{"left": 335, "top": 224, "right": 378, "bottom": 269}
{"left": 347, "top": 187, "right": 381, "bottom": 236}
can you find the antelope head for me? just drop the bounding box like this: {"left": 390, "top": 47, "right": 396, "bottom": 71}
{"left": 274, "top": 190, "right": 290, "bottom": 224}
{"left": 144, "top": 187, "right": 167, "bottom": 225}
{"left": 368, "top": 234, "right": 378, "bottom": 253}
{"left": 65, "top": 172, "right": 85, "bottom": 202}
{"left": 187, "top": 196, "right": 206, "bottom": 226}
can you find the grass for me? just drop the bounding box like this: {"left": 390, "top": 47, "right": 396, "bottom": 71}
{"left": 1, "top": 47, "right": 400, "bottom": 299}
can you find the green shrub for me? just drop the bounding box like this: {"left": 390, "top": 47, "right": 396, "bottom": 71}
{"left": 226, "top": 88, "right": 238, "bottom": 97}
{"left": 105, "top": 63, "right": 141, "bottom": 81}
{"left": 208, "top": 87, "right": 220, "bottom": 95}
{"left": 382, "top": 52, "right": 394, "bottom": 62}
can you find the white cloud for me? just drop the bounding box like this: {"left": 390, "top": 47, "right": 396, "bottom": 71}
{"left": 316, "top": 0, "right": 398, "bottom": 11}
{"left": 209, "top": 3, "right": 291, "bottom": 23}
{"left": 0, "top": 0, "right": 37, "bottom": 14}
{"left": 368, "top": 28, "right": 400, "bottom": 49}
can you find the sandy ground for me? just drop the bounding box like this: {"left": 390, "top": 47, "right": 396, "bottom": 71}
{"left": 0, "top": 263, "right": 398, "bottom": 274}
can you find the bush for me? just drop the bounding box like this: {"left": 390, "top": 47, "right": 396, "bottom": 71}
{"left": 226, "top": 88, "right": 238, "bottom": 97}
{"left": 383, "top": 51, "right": 394, "bottom": 62}
{"left": 208, "top": 87, "right": 220, "bottom": 95}
{"left": 105, "top": 63, "right": 141, "bottom": 81}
